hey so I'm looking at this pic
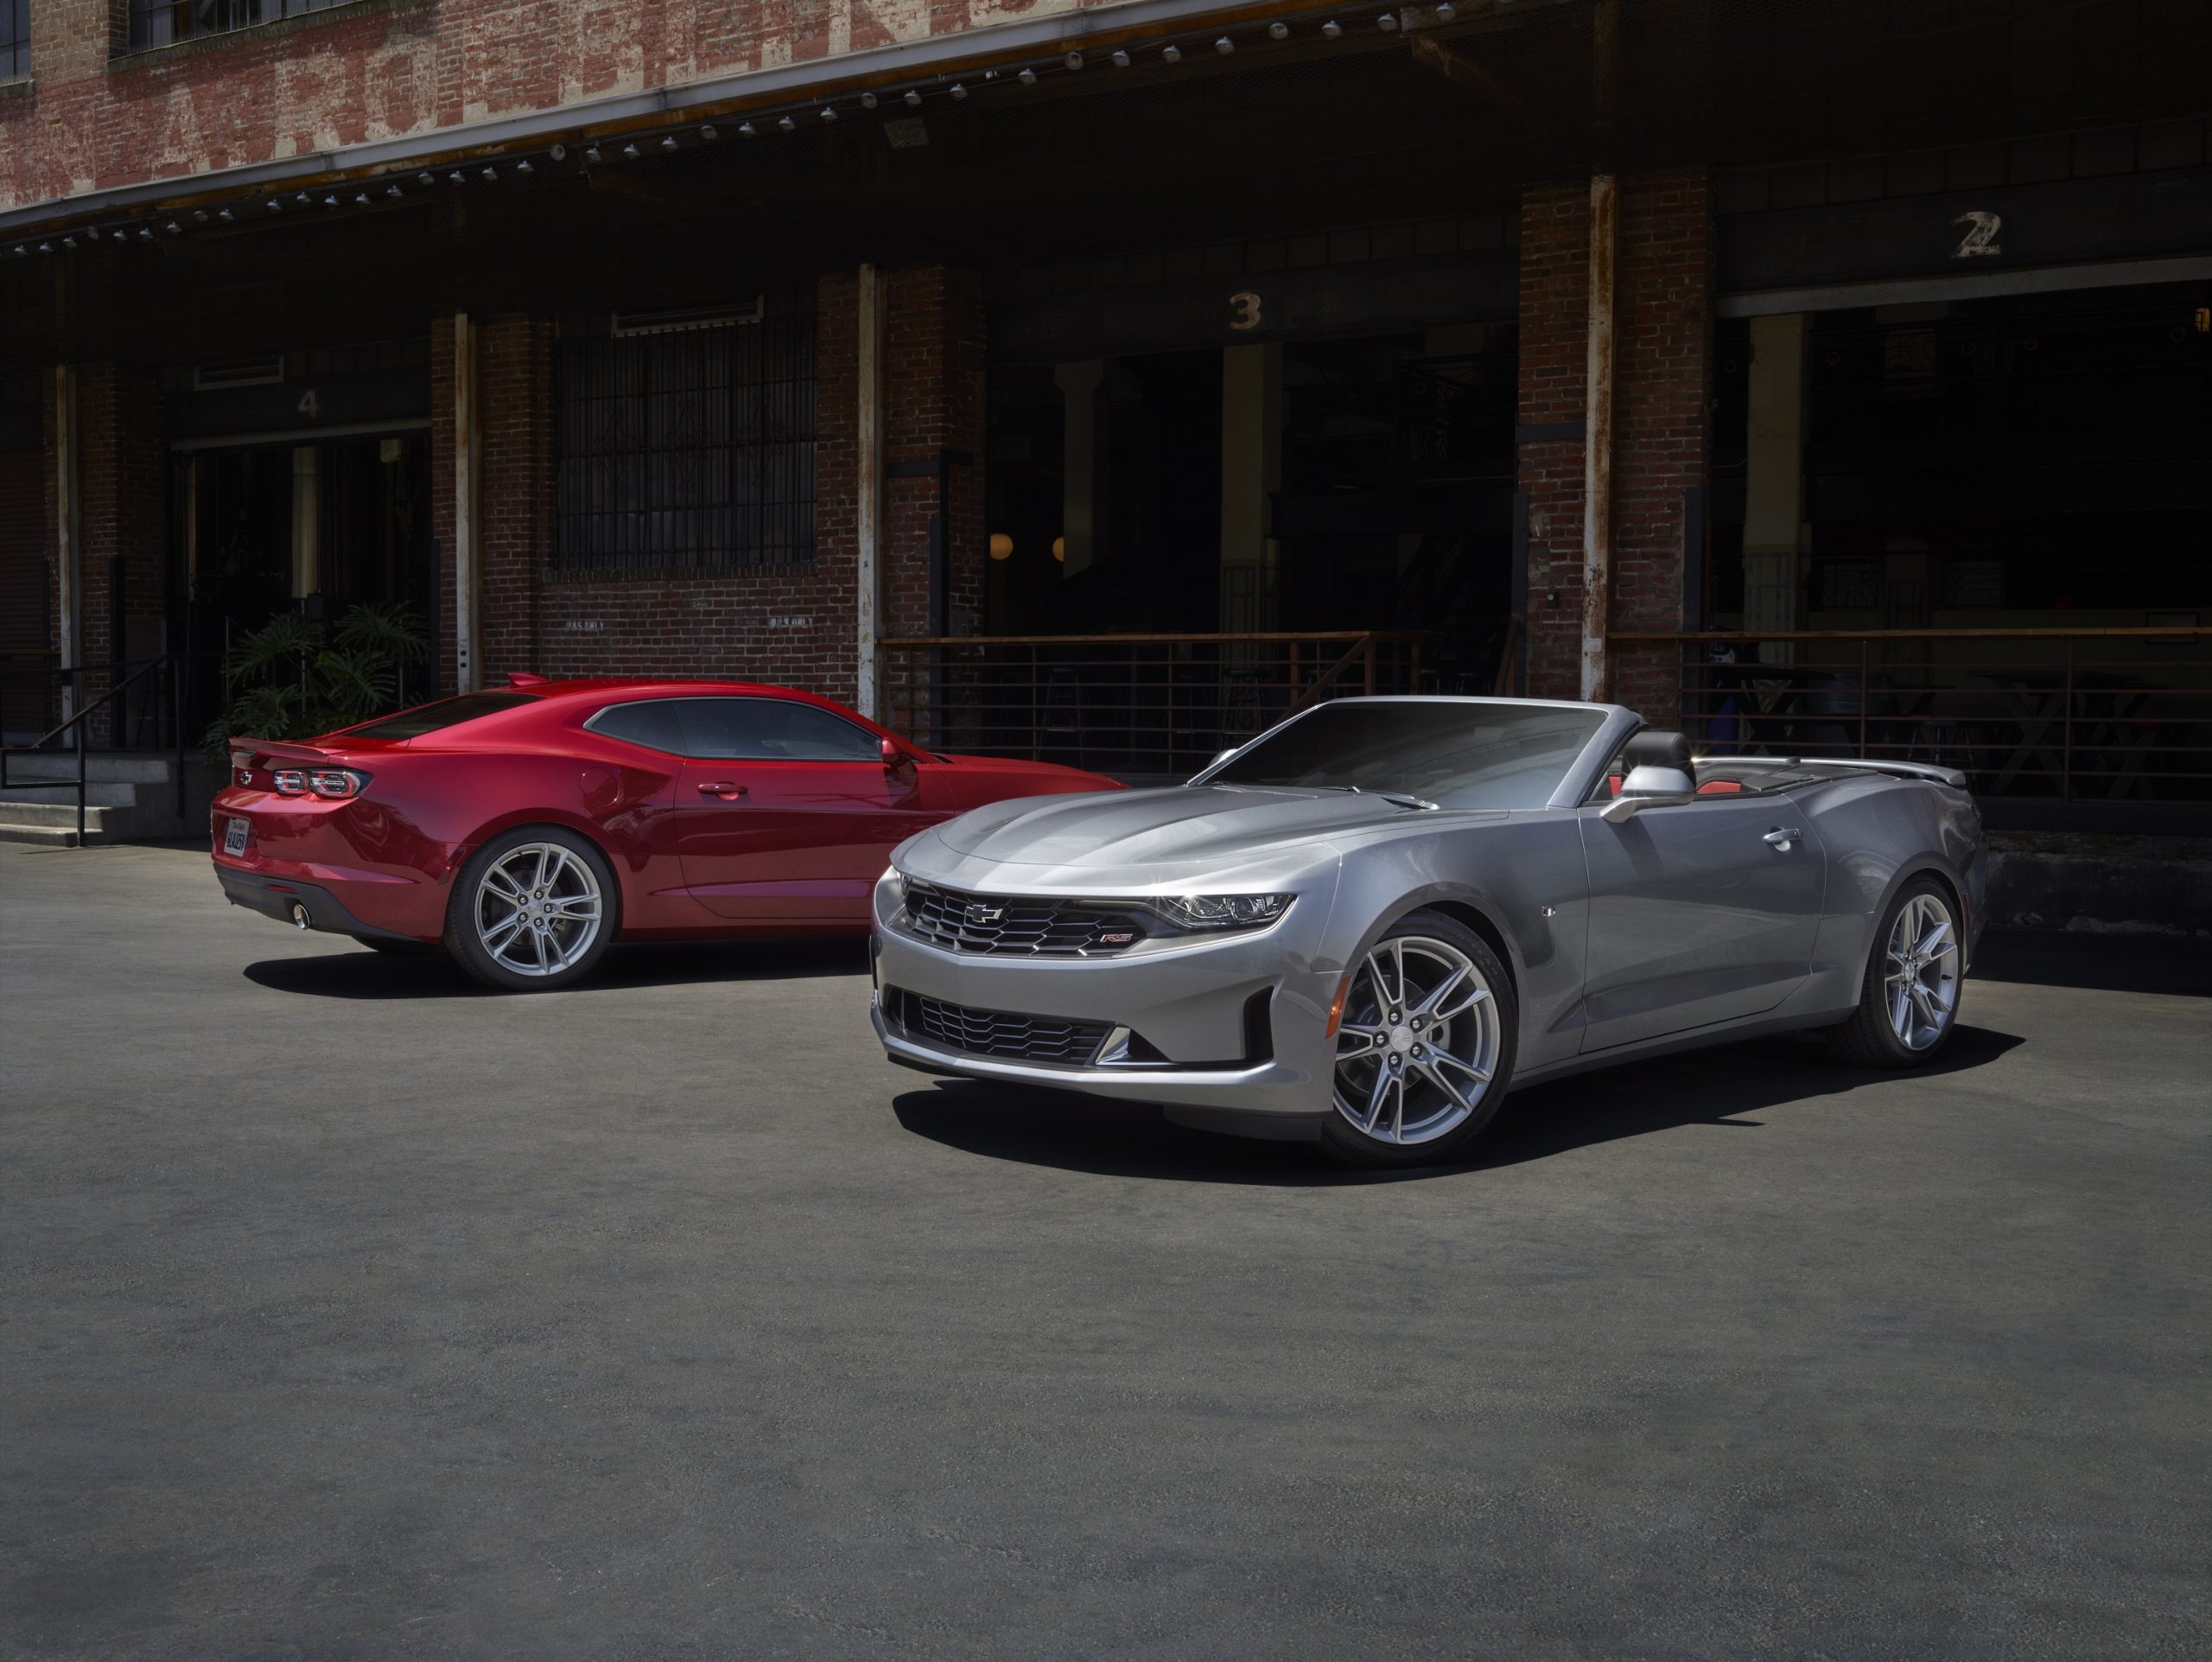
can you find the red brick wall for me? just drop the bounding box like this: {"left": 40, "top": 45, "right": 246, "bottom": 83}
{"left": 2, "top": 0, "right": 1094, "bottom": 213}
{"left": 429, "top": 264, "right": 984, "bottom": 716}
{"left": 1516, "top": 169, "right": 1712, "bottom": 726}
{"left": 73, "top": 362, "right": 165, "bottom": 681}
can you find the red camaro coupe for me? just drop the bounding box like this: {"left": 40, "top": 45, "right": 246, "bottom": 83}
{"left": 210, "top": 676, "right": 1120, "bottom": 990}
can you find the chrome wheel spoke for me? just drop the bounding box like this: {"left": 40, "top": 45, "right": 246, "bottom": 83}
{"left": 476, "top": 842, "right": 603, "bottom": 977}
{"left": 1333, "top": 934, "right": 1498, "bottom": 1148}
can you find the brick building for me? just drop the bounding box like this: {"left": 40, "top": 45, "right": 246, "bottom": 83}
{"left": 3, "top": 0, "right": 2208, "bottom": 821}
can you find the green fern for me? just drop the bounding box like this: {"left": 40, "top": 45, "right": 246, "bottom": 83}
{"left": 204, "top": 602, "right": 430, "bottom": 761}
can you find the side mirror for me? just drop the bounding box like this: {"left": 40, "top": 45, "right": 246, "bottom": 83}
{"left": 880, "top": 736, "right": 915, "bottom": 773}
{"left": 1599, "top": 764, "right": 1697, "bottom": 824}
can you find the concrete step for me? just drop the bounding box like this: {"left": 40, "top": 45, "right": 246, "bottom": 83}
{"left": 0, "top": 806, "right": 127, "bottom": 847}
{"left": 0, "top": 782, "right": 140, "bottom": 809}
{"left": 1, "top": 750, "right": 182, "bottom": 786}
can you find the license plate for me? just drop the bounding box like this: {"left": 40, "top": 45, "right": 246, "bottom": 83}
{"left": 224, "top": 816, "right": 250, "bottom": 856}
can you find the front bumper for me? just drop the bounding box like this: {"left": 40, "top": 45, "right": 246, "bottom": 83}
{"left": 869, "top": 869, "right": 1342, "bottom": 1133}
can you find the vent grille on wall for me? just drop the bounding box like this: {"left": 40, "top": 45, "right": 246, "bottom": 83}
{"left": 610, "top": 299, "right": 764, "bottom": 338}
{"left": 192, "top": 355, "right": 285, "bottom": 391}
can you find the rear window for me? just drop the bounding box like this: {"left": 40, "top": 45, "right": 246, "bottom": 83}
{"left": 342, "top": 692, "right": 539, "bottom": 741}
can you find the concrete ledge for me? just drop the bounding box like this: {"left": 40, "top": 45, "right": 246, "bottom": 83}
{"left": 1986, "top": 830, "right": 2212, "bottom": 938}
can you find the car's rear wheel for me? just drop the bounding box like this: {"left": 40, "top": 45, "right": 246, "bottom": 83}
{"left": 444, "top": 827, "right": 618, "bottom": 992}
{"left": 1830, "top": 877, "right": 1964, "bottom": 1067}
{"left": 1319, "top": 910, "right": 1516, "bottom": 1168}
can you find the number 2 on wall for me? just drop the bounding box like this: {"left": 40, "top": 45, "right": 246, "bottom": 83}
{"left": 1950, "top": 211, "right": 2002, "bottom": 259}
{"left": 1228, "top": 290, "right": 1262, "bottom": 331}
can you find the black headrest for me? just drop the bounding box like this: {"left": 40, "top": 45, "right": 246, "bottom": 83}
{"left": 1623, "top": 729, "right": 1694, "bottom": 780}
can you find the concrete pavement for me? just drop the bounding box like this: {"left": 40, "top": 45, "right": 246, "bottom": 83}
{"left": 3, "top": 842, "right": 2206, "bottom": 1659}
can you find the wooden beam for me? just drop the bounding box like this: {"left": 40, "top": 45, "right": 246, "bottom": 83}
{"left": 1407, "top": 32, "right": 1553, "bottom": 133}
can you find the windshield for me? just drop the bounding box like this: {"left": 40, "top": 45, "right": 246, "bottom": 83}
{"left": 1208, "top": 701, "right": 1605, "bottom": 810}
{"left": 340, "top": 691, "right": 539, "bottom": 741}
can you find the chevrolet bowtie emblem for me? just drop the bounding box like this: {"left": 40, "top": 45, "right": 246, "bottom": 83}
{"left": 963, "top": 903, "right": 1004, "bottom": 926}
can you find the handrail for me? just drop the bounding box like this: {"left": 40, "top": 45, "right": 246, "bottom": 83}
{"left": 1611, "top": 627, "right": 2212, "bottom": 642}
{"left": 0, "top": 656, "right": 184, "bottom": 845}
{"left": 880, "top": 630, "right": 1427, "bottom": 648}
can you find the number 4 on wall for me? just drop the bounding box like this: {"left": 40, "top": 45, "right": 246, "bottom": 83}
{"left": 296, "top": 389, "right": 321, "bottom": 419}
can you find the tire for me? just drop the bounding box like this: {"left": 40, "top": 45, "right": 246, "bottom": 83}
{"left": 1830, "top": 876, "right": 1965, "bottom": 1067}
{"left": 1319, "top": 908, "right": 1518, "bottom": 1169}
{"left": 443, "top": 826, "right": 620, "bottom": 992}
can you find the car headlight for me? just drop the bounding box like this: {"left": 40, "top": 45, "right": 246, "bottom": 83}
{"left": 1151, "top": 894, "right": 1293, "bottom": 932}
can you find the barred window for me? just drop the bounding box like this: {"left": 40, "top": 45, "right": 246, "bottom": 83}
{"left": 555, "top": 298, "right": 817, "bottom": 572}
{"left": 128, "top": 1, "right": 351, "bottom": 53}
{"left": 3, "top": 0, "right": 29, "bottom": 79}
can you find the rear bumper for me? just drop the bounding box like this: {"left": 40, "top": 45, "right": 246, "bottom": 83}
{"left": 215, "top": 867, "right": 422, "bottom": 942}
{"left": 210, "top": 793, "right": 447, "bottom": 942}
{"left": 868, "top": 869, "right": 1339, "bottom": 1135}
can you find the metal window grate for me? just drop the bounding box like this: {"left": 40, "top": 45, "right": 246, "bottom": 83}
{"left": 556, "top": 297, "right": 816, "bottom": 571}
{"left": 127, "top": 1, "right": 351, "bottom": 53}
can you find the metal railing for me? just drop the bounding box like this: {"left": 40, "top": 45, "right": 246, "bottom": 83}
{"left": 879, "top": 631, "right": 1426, "bottom": 777}
{"left": 1608, "top": 627, "right": 2212, "bottom": 806}
{"left": 0, "top": 657, "right": 189, "bottom": 845}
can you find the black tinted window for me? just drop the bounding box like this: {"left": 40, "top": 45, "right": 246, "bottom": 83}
{"left": 345, "top": 692, "right": 537, "bottom": 741}
{"left": 676, "top": 698, "right": 879, "bottom": 761}
{"left": 1211, "top": 701, "right": 1605, "bottom": 810}
{"left": 588, "top": 700, "right": 691, "bottom": 755}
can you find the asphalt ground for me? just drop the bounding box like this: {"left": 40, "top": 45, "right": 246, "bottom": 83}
{"left": 3, "top": 841, "right": 2207, "bottom": 1661}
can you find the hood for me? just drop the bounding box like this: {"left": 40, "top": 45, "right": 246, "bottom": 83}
{"left": 932, "top": 785, "right": 1437, "bottom": 869}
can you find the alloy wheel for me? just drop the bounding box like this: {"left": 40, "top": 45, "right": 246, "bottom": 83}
{"left": 1332, "top": 935, "right": 1500, "bottom": 1146}
{"left": 473, "top": 842, "right": 604, "bottom": 979}
{"left": 1884, "top": 890, "right": 1961, "bottom": 1050}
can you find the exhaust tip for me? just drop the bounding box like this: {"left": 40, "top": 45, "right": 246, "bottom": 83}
{"left": 290, "top": 903, "right": 311, "bottom": 931}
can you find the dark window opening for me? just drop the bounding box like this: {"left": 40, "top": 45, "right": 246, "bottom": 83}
{"left": 127, "top": 1, "right": 352, "bottom": 53}
{"left": 555, "top": 298, "right": 817, "bottom": 572}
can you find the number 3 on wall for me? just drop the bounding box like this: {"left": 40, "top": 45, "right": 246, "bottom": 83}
{"left": 1228, "top": 290, "right": 1262, "bottom": 331}
{"left": 1951, "top": 211, "right": 2002, "bottom": 259}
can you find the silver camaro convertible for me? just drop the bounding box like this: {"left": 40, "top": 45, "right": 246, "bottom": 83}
{"left": 870, "top": 697, "right": 1986, "bottom": 1168}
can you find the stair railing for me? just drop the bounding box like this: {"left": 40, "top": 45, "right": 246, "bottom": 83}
{"left": 0, "top": 658, "right": 183, "bottom": 847}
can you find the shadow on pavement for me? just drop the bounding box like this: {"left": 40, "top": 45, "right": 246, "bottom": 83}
{"left": 243, "top": 935, "right": 867, "bottom": 998}
{"left": 893, "top": 1024, "right": 2025, "bottom": 1186}
{"left": 1971, "top": 928, "right": 2212, "bottom": 997}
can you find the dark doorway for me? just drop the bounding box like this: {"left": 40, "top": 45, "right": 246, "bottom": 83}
{"left": 178, "top": 432, "right": 435, "bottom": 730}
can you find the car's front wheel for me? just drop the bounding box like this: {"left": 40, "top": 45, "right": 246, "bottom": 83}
{"left": 1319, "top": 909, "right": 1517, "bottom": 1168}
{"left": 444, "top": 827, "right": 618, "bottom": 992}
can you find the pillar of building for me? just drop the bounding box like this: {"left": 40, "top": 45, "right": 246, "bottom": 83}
{"left": 1218, "top": 342, "right": 1283, "bottom": 634}
{"left": 1741, "top": 311, "right": 1807, "bottom": 662}
{"left": 67, "top": 363, "right": 165, "bottom": 742}
{"left": 1516, "top": 169, "right": 1714, "bottom": 726}
{"left": 1055, "top": 360, "right": 1107, "bottom": 582}
{"left": 432, "top": 313, "right": 555, "bottom": 693}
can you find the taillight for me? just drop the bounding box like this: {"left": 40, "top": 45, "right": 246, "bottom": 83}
{"left": 308, "top": 768, "right": 368, "bottom": 799}
{"left": 271, "top": 767, "right": 369, "bottom": 799}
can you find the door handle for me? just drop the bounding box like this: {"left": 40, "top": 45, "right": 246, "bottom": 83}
{"left": 1764, "top": 827, "right": 1802, "bottom": 852}
{"left": 696, "top": 781, "right": 749, "bottom": 799}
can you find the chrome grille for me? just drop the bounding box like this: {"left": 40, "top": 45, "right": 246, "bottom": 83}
{"left": 890, "top": 990, "right": 1113, "bottom": 1065}
{"left": 898, "top": 878, "right": 1147, "bottom": 957}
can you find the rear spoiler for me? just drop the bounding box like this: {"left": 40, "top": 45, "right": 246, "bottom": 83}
{"left": 1698, "top": 755, "right": 1969, "bottom": 791}
{"left": 228, "top": 738, "right": 339, "bottom": 766}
